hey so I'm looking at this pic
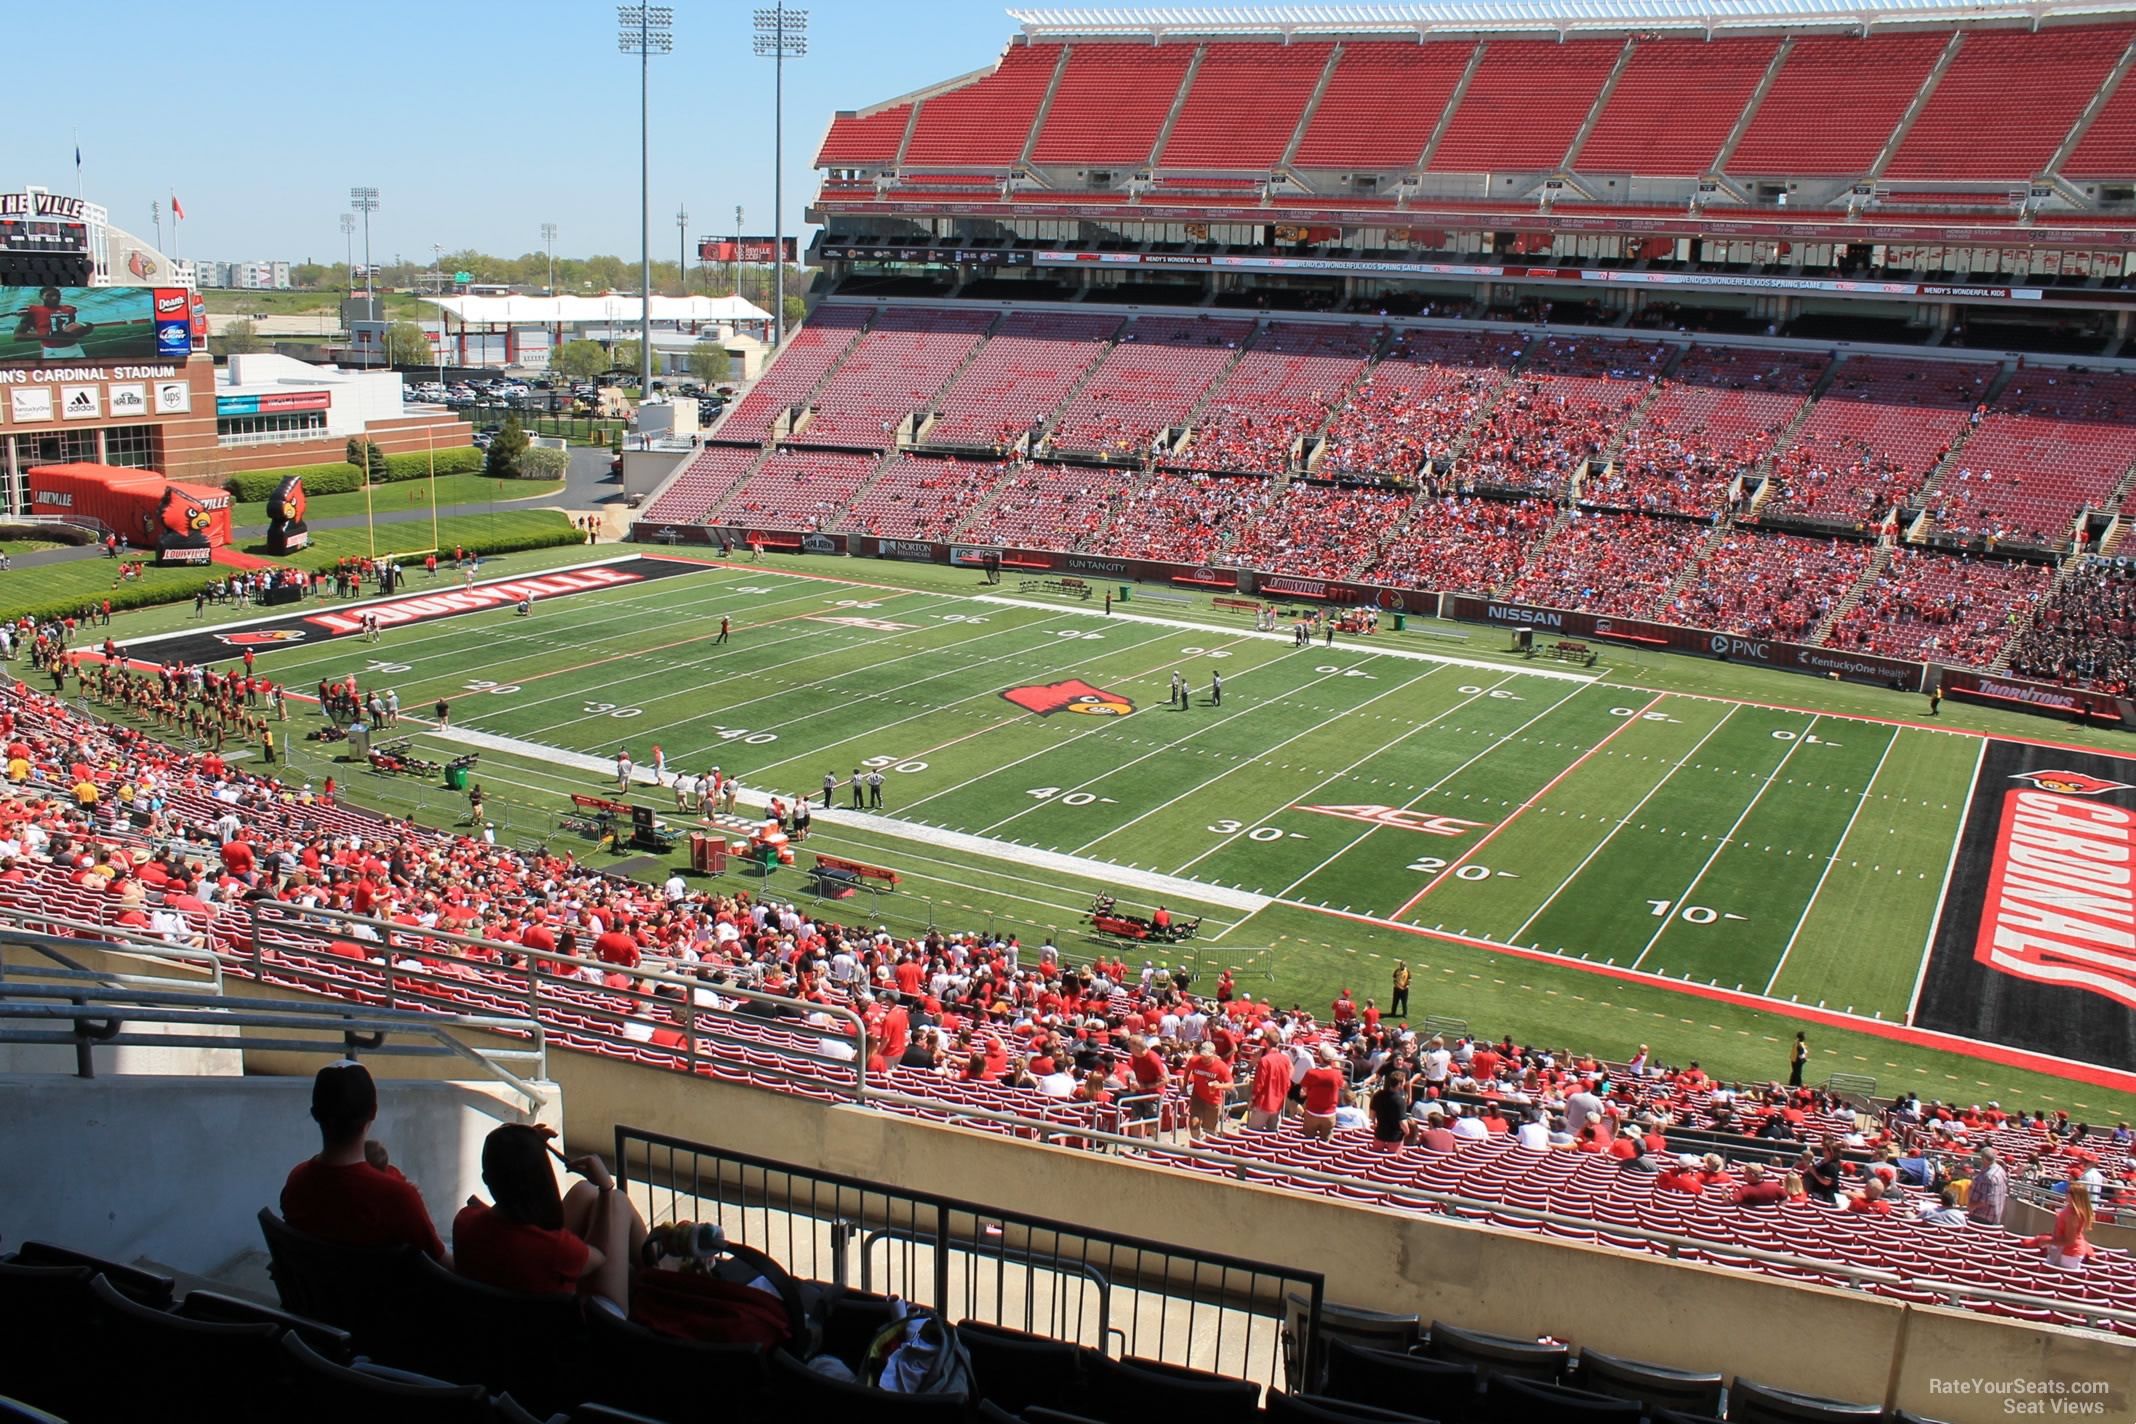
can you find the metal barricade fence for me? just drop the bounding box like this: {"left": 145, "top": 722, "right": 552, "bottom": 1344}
{"left": 613, "top": 1125, "right": 1322, "bottom": 1392}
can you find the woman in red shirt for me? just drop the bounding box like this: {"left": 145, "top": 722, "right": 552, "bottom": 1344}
{"left": 453, "top": 1124, "right": 646, "bottom": 1311}
{"left": 2027, "top": 1184, "right": 2097, "bottom": 1270}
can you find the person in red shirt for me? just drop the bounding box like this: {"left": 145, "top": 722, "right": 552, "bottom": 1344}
{"left": 1246, "top": 1040, "right": 1291, "bottom": 1132}
{"left": 1183, "top": 1042, "right": 1234, "bottom": 1142}
{"left": 592, "top": 922, "right": 640, "bottom": 970}
{"left": 1732, "top": 1162, "right": 1789, "bottom": 1206}
{"left": 280, "top": 1061, "right": 445, "bottom": 1261}
{"left": 1300, "top": 1046, "right": 1346, "bottom": 1142}
{"left": 1125, "top": 1035, "right": 1168, "bottom": 1139}
{"left": 452, "top": 1123, "right": 644, "bottom": 1310}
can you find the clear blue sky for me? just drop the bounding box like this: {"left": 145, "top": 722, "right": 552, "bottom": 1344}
{"left": 0, "top": 0, "right": 1042, "bottom": 265}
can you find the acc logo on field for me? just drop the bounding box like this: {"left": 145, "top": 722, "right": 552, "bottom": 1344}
{"left": 216, "top": 629, "right": 307, "bottom": 647}
{"left": 2009, "top": 768, "right": 2132, "bottom": 796}
{"left": 1001, "top": 678, "right": 1135, "bottom": 718}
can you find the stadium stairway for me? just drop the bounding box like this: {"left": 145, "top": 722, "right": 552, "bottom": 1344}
{"left": 1027, "top": 326, "right": 1127, "bottom": 451}
{"left": 1903, "top": 365, "right": 2013, "bottom": 533}
{"left": 1655, "top": 517, "right": 1736, "bottom": 613}
{"left": 1865, "top": 30, "right": 1967, "bottom": 181}
{"left": 1808, "top": 542, "right": 1894, "bottom": 647}
{"left": 1986, "top": 548, "right": 2087, "bottom": 673}
{"left": 1705, "top": 35, "right": 1795, "bottom": 179}
{"left": 1593, "top": 344, "right": 1691, "bottom": 467}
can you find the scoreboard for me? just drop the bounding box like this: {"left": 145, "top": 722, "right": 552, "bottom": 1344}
{"left": 0, "top": 218, "right": 88, "bottom": 253}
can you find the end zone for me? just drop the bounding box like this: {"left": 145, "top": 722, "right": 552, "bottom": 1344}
{"left": 101, "top": 556, "right": 703, "bottom": 668}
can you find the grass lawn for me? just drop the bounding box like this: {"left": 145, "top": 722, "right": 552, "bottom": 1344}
{"left": 229, "top": 476, "right": 563, "bottom": 528}
{"left": 235, "top": 509, "right": 578, "bottom": 564}
{"left": 179, "top": 548, "right": 2136, "bottom": 1121}
{"left": 0, "top": 539, "right": 66, "bottom": 556}
{"left": 0, "top": 512, "right": 584, "bottom": 622}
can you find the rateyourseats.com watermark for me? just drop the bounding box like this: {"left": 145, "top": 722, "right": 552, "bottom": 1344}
{"left": 1927, "top": 1378, "right": 2115, "bottom": 1414}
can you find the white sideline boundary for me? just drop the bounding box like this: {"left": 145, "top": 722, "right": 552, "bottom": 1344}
{"left": 966, "top": 595, "right": 1599, "bottom": 683}
{"left": 429, "top": 725, "right": 1272, "bottom": 914}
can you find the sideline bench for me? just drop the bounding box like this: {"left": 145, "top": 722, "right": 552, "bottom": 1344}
{"left": 562, "top": 793, "right": 632, "bottom": 837}
{"left": 1017, "top": 578, "right": 1093, "bottom": 601}
{"left": 1213, "top": 596, "right": 1260, "bottom": 614}
{"left": 811, "top": 853, "right": 901, "bottom": 896}
{"left": 1544, "top": 639, "right": 1597, "bottom": 667}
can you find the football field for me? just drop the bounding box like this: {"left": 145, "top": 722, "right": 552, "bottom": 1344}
{"left": 161, "top": 553, "right": 2038, "bottom": 1039}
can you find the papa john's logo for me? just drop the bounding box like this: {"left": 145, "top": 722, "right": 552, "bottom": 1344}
{"left": 2010, "top": 769, "right": 2132, "bottom": 796}
{"left": 1001, "top": 678, "right": 1135, "bottom": 718}
{"left": 216, "top": 630, "right": 308, "bottom": 647}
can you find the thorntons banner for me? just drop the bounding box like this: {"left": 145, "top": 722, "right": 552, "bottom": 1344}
{"left": 1444, "top": 597, "right": 1927, "bottom": 690}
{"left": 1941, "top": 668, "right": 2136, "bottom": 729}
{"left": 1914, "top": 742, "right": 2136, "bottom": 1070}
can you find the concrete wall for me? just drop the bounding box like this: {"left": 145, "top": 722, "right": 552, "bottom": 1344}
{"left": 22, "top": 944, "right": 2127, "bottom": 1422}
{"left": 550, "top": 1049, "right": 2133, "bottom": 1424}
{"left": 0, "top": 1073, "right": 561, "bottom": 1280}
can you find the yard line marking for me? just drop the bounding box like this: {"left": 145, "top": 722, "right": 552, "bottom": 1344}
{"left": 1765, "top": 724, "right": 1903, "bottom": 997}
{"left": 1389, "top": 690, "right": 1666, "bottom": 920}
{"left": 973, "top": 657, "right": 1389, "bottom": 837}
{"left": 1166, "top": 671, "right": 1517, "bottom": 876}
{"left": 1076, "top": 663, "right": 1448, "bottom": 858}
{"left": 443, "top": 755, "right": 1199, "bottom": 925}
{"left": 893, "top": 630, "right": 1270, "bottom": 816}
{"left": 424, "top": 725, "right": 1268, "bottom": 912}
{"left": 1509, "top": 703, "right": 1741, "bottom": 948}
{"left": 1627, "top": 713, "right": 1818, "bottom": 972}
{"left": 1276, "top": 677, "right": 1599, "bottom": 900}
{"left": 1908, "top": 735, "right": 1988, "bottom": 1026}
{"left": 475, "top": 580, "right": 947, "bottom": 723}
{"left": 739, "top": 620, "right": 1198, "bottom": 780}
{"left": 964, "top": 594, "right": 1600, "bottom": 683}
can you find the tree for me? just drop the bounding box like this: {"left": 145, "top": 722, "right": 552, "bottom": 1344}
{"left": 383, "top": 321, "right": 433, "bottom": 366}
{"left": 212, "top": 319, "right": 261, "bottom": 357}
{"left": 689, "top": 341, "right": 730, "bottom": 384}
{"left": 783, "top": 295, "right": 806, "bottom": 328}
{"left": 552, "top": 340, "right": 608, "bottom": 384}
{"left": 486, "top": 413, "right": 529, "bottom": 479}
{"left": 346, "top": 437, "right": 387, "bottom": 482}
{"left": 610, "top": 339, "right": 643, "bottom": 377}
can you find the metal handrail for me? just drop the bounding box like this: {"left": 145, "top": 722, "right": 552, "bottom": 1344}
{"left": 0, "top": 975, "right": 550, "bottom": 1113}
{"left": 0, "top": 918, "right": 230, "bottom": 996}
{"left": 850, "top": 1087, "right": 2136, "bottom": 1329}
{"left": 4, "top": 900, "right": 2120, "bottom": 1326}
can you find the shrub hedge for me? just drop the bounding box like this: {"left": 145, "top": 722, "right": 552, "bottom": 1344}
{"left": 225, "top": 464, "right": 364, "bottom": 502}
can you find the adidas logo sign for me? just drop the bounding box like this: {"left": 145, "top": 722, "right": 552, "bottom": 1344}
{"left": 67, "top": 391, "right": 94, "bottom": 411}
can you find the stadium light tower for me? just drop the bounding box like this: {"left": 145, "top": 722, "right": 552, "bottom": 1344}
{"left": 349, "top": 187, "right": 380, "bottom": 367}
{"left": 339, "top": 213, "right": 356, "bottom": 301}
{"left": 753, "top": 5, "right": 806, "bottom": 350}
{"left": 541, "top": 222, "right": 558, "bottom": 295}
{"left": 617, "top": 5, "right": 671, "bottom": 401}
{"left": 677, "top": 204, "right": 689, "bottom": 297}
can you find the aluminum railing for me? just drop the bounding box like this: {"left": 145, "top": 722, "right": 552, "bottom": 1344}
{"left": 3, "top": 897, "right": 2126, "bottom": 1331}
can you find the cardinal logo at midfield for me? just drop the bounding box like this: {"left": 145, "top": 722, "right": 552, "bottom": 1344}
{"left": 1001, "top": 679, "right": 1135, "bottom": 718}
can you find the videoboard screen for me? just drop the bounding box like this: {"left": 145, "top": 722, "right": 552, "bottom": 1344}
{"left": 0, "top": 285, "right": 158, "bottom": 365}
{"left": 0, "top": 219, "right": 87, "bottom": 253}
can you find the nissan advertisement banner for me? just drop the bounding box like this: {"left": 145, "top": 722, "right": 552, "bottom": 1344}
{"left": 1443, "top": 596, "right": 1928, "bottom": 690}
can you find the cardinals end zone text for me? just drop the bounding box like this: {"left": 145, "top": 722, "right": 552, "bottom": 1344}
{"left": 306, "top": 567, "right": 642, "bottom": 635}
{"left": 1975, "top": 774, "right": 2136, "bottom": 1011}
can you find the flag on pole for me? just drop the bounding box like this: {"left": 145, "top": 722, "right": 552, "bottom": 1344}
{"left": 171, "top": 193, "right": 186, "bottom": 221}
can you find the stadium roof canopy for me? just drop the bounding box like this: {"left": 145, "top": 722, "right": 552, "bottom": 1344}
{"left": 419, "top": 294, "right": 772, "bottom": 325}
{"left": 1007, "top": 0, "right": 2136, "bottom": 37}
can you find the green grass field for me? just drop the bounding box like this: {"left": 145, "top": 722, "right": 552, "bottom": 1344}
{"left": 228, "top": 476, "right": 562, "bottom": 529}
{"left": 145, "top": 551, "right": 2136, "bottom": 1120}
